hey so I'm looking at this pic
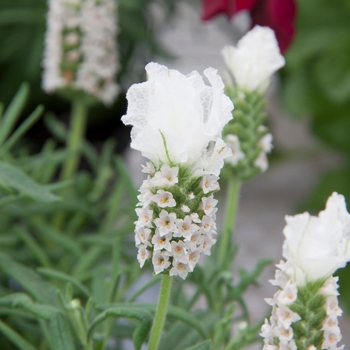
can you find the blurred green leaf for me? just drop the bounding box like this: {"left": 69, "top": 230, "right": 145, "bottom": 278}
{"left": 0, "top": 254, "right": 58, "bottom": 305}
{"left": 37, "top": 268, "right": 91, "bottom": 297}
{"left": 0, "top": 320, "right": 37, "bottom": 350}
{"left": 15, "top": 226, "right": 52, "bottom": 268}
{"left": 0, "top": 161, "right": 59, "bottom": 202}
{"left": 99, "top": 302, "right": 207, "bottom": 339}
{"left": 0, "top": 293, "right": 59, "bottom": 320}
{"left": 48, "top": 312, "right": 75, "bottom": 350}
{"left": 0, "top": 83, "right": 29, "bottom": 146}
{"left": 88, "top": 306, "right": 153, "bottom": 350}
{"left": 0, "top": 104, "right": 44, "bottom": 156}
{"left": 184, "top": 340, "right": 211, "bottom": 350}
{"left": 282, "top": 0, "right": 350, "bottom": 154}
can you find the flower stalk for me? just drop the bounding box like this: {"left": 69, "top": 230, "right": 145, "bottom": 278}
{"left": 62, "top": 99, "right": 88, "bottom": 181}
{"left": 219, "top": 176, "right": 240, "bottom": 268}
{"left": 53, "top": 99, "right": 87, "bottom": 230}
{"left": 148, "top": 275, "right": 173, "bottom": 350}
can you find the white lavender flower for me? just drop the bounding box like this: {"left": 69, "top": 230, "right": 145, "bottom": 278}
{"left": 222, "top": 25, "right": 285, "bottom": 93}
{"left": 261, "top": 192, "right": 350, "bottom": 350}
{"left": 42, "top": 0, "right": 119, "bottom": 105}
{"left": 221, "top": 26, "right": 283, "bottom": 179}
{"left": 122, "top": 63, "right": 233, "bottom": 279}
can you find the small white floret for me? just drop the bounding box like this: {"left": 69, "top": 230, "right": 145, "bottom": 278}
{"left": 169, "top": 261, "right": 191, "bottom": 280}
{"left": 154, "top": 210, "right": 178, "bottom": 236}
{"left": 137, "top": 245, "right": 151, "bottom": 267}
{"left": 151, "top": 190, "right": 176, "bottom": 208}
{"left": 152, "top": 251, "right": 171, "bottom": 274}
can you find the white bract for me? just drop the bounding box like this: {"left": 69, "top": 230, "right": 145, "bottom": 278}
{"left": 122, "top": 62, "right": 233, "bottom": 173}
{"left": 282, "top": 192, "right": 350, "bottom": 284}
{"left": 222, "top": 25, "right": 285, "bottom": 92}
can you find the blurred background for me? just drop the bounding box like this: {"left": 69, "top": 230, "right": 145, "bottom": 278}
{"left": 1, "top": 0, "right": 350, "bottom": 346}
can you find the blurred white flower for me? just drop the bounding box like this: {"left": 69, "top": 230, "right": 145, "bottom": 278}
{"left": 224, "top": 134, "right": 245, "bottom": 166}
{"left": 222, "top": 25, "right": 285, "bottom": 92}
{"left": 42, "top": 0, "right": 119, "bottom": 105}
{"left": 282, "top": 192, "right": 350, "bottom": 284}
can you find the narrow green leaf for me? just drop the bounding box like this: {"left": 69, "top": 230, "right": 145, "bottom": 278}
{"left": 184, "top": 340, "right": 211, "bottom": 350}
{"left": 114, "top": 156, "right": 138, "bottom": 206}
{"left": 166, "top": 305, "right": 207, "bottom": 339}
{"left": 228, "top": 258, "right": 272, "bottom": 302}
{"left": 0, "top": 161, "right": 59, "bottom": 202}
{"left": 73, "top": 246, "right": 104, "bottom": 277}
{"left": 15, "top": 226, "right": 52, "bottom": 268}
{"left": 128, "top": 275, "right": 162, "bottom": 302}
{"left": 48, "top": 312, "right": 75, "bottom": 350}
{"left": 0, "top": 83, "right": 29, "bottom": 146}
{"left": 88, "top": 306, "right": 152, "bottom": 350}
{"left": 81, "top": 139, "right": 99, "bottom": 172}
{"left": 0, "top": 105, "right": 44, "bottom": 156}
{"left": 0, "top": 320, "right": 37, "bottom": 350}
{"left": 98, "top": 302, "right": 207, "bottom": 339}
{"left": 0, "top": 233, "right": 18, "bottom": 246}
{"left": 0, "top": 194, "right": 22, "bottom": 207}
{"left": 32, "top": 220, "right": 82, "bottom": 256}
{"left": 11, "top": 295, "right": 60, "bottom": 320}
{"left": 0, "top": 254, "right": 58, "bottom": 305}
{"left": 44, "top": 113, "right": 67, "bottom": 142}
{"left": 37, "top": 268, "right": 91, "bottom": 297}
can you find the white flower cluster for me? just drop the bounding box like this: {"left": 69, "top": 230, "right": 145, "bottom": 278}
{"left": 261, "top": 192, "right": 350, "bottom": 349}
{"left": 321, "top": 277, "right": 344, "bottom": 349}
{"left": 222, "top": 25, "right": 285, "bottom": 93}
{"left": 135, "top": 163, "right": 220, "bottom": 279}
{"left": 42, "top": 0, "right": 119, "bottom": 105}
{"left": 122, "top": 62, "right": 233, "bottom": 278}
{"left": 261, "top": 262, "right": 344, "bottom": 350}
{"left": 261, "top": 260, "right": 300, "bottom": 350}
{"left": 224, "top": 130, "right": 273, "bottom": 172}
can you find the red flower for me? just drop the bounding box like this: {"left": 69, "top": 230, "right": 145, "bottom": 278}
{"left": 201, "top": 0, "right": 297, "bottom": 53}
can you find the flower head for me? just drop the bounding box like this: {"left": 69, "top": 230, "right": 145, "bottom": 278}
{"left": 262, "top": 192, "right": 349, "bottom": 350}
{"left": 282, "top": 192, "right": 350, "bottom": 284}
{"left": 222, "top": 26, "right": 285, "bottom": 92}
{"left": 124, "top": 63, "right": 232, "bottom": 279}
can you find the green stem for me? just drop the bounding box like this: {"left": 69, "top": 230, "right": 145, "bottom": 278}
{"left": 61, "top": 100, "right": 87, "bottom": 181}
{"left": 148, "top": 275, "right": 172, "bottom": 350}
{"left": 219, "top": 176, "right": 241, "bottom": 268}
{"left": 53, "top": 100, "right": 87, "bottom": 230}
